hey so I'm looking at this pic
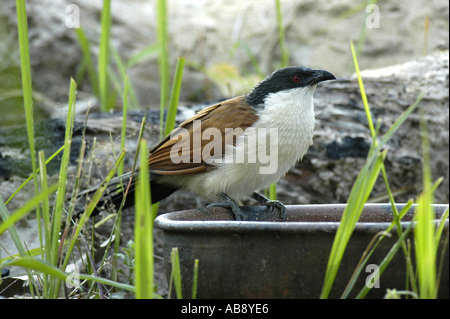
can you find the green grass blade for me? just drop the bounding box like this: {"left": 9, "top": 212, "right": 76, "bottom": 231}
{"left": 16, "top": 0, "right": 40, "bottom": 229}
{"left": 0, "top": 247, "right": 42, "bottom": 264}
{"left": 414, "top": 108, "right": 437, "bottom": 299}
{"left": 1, "top": 187, "right": 42, "bottom": 299}
{"left": 275, "top": 0, "right": 289, "bottom": 67}
{"left": 16, "top": 0, "right": 35, "bottom": 163}
{"left": 269, "top": 182, "right": 277, "bottom": 200}
{"left": 350, "top": 41, "right": 375, "bottom": 138}
{"left": 164, "top": 56, "right": 185, "bottom": 135}
{"left": 4, "top": 257, "right": 68, "bottom": 281}
{"left": 50, "top": 78, "right": 77, "bottom": 267}
{"left": 75, "top": 27, "right": 99, "bottom": 96}
{"left": 320, "top": 149, "right": 386, "bottom": 298}
{"left": 48, "top": 78, "right": 77, "bottom": 298}
{"left": 8, "top": 3, "right": 41, "bottom": 296}
{"left": 169, "top": 247, "right": 182, "bottom": 299}
{"left": 434, "top": 206, "right": 449, "bottom": 254}
{"left": 110, "top": 46, "right": 141, "bottom": 109}
{"left": 192, "top": 259, "right": 199, "bottom": 299}
{"left": 98, "top": 0, "right": 112, "bottom": 111}
{"left": 3, "top": 257, "right": 136, "bottom": 293}
{"left": 38, "top": 151, "right": 51, "bottom": 296}
{"left": 379, "top": 94, "right": 423, "bottom": 148}
{"left": 119, "top": 74, "right": 129, "bottom": 177}
{"left": 126, "top": 43, "right": 161, "bottom": 69}
{"left": 37, "top": 151, "right": 51, "bottom": 256}
{"left": 415, "top": 195, "right": 437, "bottom": 298}
{"left": 76, "top": 273, "right": 135, "bottom": 293}
{"left": 38, "top": 152, "right": 50, "bottom": 243}
{"left": 134, "top": 139, "right": 154, "bottom": 299}
{"left": 157, "top": 0, "right": 170, "bottom": 139}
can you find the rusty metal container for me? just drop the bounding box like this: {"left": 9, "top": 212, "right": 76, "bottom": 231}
{"left": 155, "top": 204, "right": 449, "bottom": 299}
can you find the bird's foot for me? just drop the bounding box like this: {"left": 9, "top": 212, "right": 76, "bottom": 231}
{"left": 251, "top": 192, "right": 287, "bottom": 221}
{"left": 207, "top": 193, "right": 246, "bottom": 221}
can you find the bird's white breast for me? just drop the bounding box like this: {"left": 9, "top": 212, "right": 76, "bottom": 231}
{"left": 195, "top": 85, "right": 318, "bottom": 200}
{"left": 258, "top": 85, "right": 317, "bottom": 163}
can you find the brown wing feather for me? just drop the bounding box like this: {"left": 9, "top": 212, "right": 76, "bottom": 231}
{"left": 148, "top": 96, "right": 258, "bottom": 175}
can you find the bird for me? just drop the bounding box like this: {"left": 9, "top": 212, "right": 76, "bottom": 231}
{"left": 77, "top": 66, "right": 336, "bottom": 221}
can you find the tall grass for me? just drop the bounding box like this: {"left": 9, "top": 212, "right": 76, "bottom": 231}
{"left": 320, "top": 40, "right": 446, "bottom": 299}
{"left": 15, "top": 0, "right": 38, "bottom": 213}
{"left": 0, "top": 75, "right": 130, "bottom": 297}
{"left": 134, "top": 139, "right": 155, "bottom": 299}
{"left": 275, "top": 0, "right": 289, "bottom": 68}
{"left": 414, "top": 108, "right": 437, "bottom": 299}
{"left": 98, "top": 0, "right": 112, "bottom": 111}
{"left": 76, "top": 2, "right": 162, "bottom": 111}
{"left": 164, "top": 56, "right": 185, "bottom": 135}
{"left": 157, "top": 0, "right": 170, "bottom": 139}
{"left": 168, "top": 247, "right": 182, "bottom": 299}
{"left": 75, "top": 28, "right": 99, "bottom": 96}
{"left": 9, "top": 0, "right": 39, "bottom": 296}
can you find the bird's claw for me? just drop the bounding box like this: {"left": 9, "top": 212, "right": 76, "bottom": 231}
{"left": 251, "top": 192, "right": 287, "bottom": 221}
{"left": 207, "top": 194, "right": 246, "bottom": 221}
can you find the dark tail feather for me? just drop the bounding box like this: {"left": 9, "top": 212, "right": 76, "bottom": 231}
{"left": 73, "top": 172, "right": 179, "bottom": 217}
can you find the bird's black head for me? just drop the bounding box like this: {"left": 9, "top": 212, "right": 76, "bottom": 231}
{"left": 246, "top": 66, "right": 336, "bottom": 107}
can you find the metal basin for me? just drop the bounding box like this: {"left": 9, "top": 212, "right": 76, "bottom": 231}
{"left": 155, "top": 204, "right": 449, "bottom": 299}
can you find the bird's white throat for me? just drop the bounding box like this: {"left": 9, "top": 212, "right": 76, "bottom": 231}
{"left": 256, "top": 85, "right": 317, "bottom": 164}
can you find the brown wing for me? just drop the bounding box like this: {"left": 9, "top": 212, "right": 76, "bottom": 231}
{"left": 148, "top": 96, "right": 259, "bottom": 175}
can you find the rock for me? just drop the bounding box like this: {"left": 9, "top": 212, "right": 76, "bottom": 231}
{"left": 1, "top": 0, "right": 448, "bottom": 110}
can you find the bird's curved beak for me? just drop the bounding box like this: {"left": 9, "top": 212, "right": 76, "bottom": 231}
{"left": 308, "top": 69, "right": 336, "bottom": 85}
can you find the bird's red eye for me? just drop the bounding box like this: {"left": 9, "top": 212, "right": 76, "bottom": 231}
{"left": 293, "top": 76, "right": 301, "bottom": 83}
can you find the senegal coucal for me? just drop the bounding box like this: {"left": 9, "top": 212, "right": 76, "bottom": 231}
{"left": 77, "top": 66, "right": 336, "bottom": 220}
